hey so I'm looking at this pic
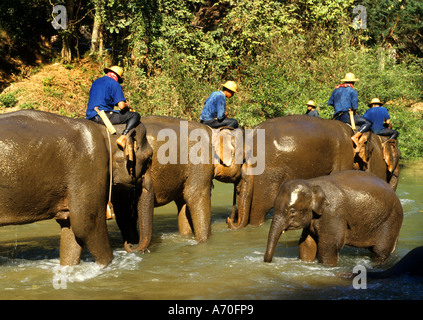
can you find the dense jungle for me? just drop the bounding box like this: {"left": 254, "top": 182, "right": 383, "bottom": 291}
{"left": 1, "top": 0, "right": 422, "bottom": 159}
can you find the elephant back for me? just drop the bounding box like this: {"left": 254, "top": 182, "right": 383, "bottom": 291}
{"left": 254, "top": 115, "right": 355, "bottom": 177}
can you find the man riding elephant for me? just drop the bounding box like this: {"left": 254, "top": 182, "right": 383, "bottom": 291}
{"left": 327, "top": 72, "right": 372, "bottom": 150}
{"left": 200, "top": 81, "right": 239, "bottom": 129}
{"left": 228, "top": 115, "right": 400, "bottom": 231}
{"left": 86, "top": 65, "right": 141, "bottom": 149}
{"left": 363, "top": 98, "right": 399, "bottom": 141}
{"left": 123, "top": 116, "right": 247, "bottom": 251}
{"left": 0, "top": 110, "right": 153, "bottom": 266}
{"left": 305, "top": 100, "right": 319, "bottom": 117}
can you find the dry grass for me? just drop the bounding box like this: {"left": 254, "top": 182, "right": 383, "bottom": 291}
{"left": 0, "top": 58, "right": 105, "bottom": 118}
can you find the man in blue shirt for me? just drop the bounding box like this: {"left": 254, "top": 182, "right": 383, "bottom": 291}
{"left": 200, "top": 81, "right": 239, "bottom": 129}
{"left": 86, "top": 66, "right": 141, "bottom": 148}
{"left": 305, "top": 100, "right": 319, "bottom": 117}
{"left": 327, "top": 73, "right": 372, "bottom": 147}
{"left": 363, "top": 98, "right": 399, "bottom": 140}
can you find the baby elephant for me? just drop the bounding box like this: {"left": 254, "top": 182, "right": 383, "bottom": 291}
{"left": 264, "top": 170, "right": 403, "bottom": 267}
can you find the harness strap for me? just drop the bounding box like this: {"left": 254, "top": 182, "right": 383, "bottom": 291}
{"left": 106, "top": 127, "right": 113, "bottom": 203}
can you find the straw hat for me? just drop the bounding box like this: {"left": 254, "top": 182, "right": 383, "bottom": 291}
{"left": 341, "top": 73, "right": 359, "bottom": 83}
{"left": 368, "top": 97, "right": 383, "bottom": 107}
{"left": 222, "top": 81, "right": 238, "bottom": 93}
{"left": 306, "top": 100, "right": 316, "bottom": 108}
{"left": 104, "top": 65, "right": 124, "bottom": 83}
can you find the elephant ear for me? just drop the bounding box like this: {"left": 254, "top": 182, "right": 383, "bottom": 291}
{"left": 310, "top": 185, "right": 327, "bottom": 216}
{"left": 381, "top": 138, "right": 400, "bottom": 173}
{"left": 212, "top": 127, "right": 236, "bottom": 167}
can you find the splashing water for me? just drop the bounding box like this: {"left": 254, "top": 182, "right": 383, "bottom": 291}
{"left": 0, "top": 161, "right": 422, "bottom": 299}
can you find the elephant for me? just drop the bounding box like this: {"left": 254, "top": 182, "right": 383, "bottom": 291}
{"left": 228, "top": 115, "right": 400, "bottom": 230}
{"left": 264, "top": 170, "right": 403, "bottom": 266}
{"left": 228, "top": 115, "right": 355, "bottom": 229}
{"left": 0, "top": 110, "right": 153, "bottom": 266}
{"left": 339, "top": 246, "right": 423, "bottom": 279}
{"left": 367, "top": 246, "right": 423, "bottom": 279}
{"left": 354, "top": 132, "right": 400, "bottom": 190}
{"left": 122, "top": 115, "right": 245, "bottom": 252}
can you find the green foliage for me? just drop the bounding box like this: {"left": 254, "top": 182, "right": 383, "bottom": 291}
{"left": 1, "top": 0, "right": 422, "bottom": 159}
{"left": 0, "top": 0, "right": 51, "bottom": 47}
{"left": 42, "top": 76, "right": 55, "bottom": 87}
{"left": 120, "top": 0, "right": 423, "bottom": 159}
{"left": 19, "top": 102, "right": 39, "bottom": 110}
{"left": 390, "top": 107, "right": 423, "bottom": 160}
{"left": 357, "top": 0, "right": 423, "bottom": 56}
{"left": 0, "top": 91, "right": 18, "bottom": 108}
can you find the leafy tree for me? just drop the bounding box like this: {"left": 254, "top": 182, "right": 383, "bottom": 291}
{"left": 0, "top": 0, "right": 52, "bottom": 62}
{"left": 356, "top": 0, "right": 423, "bottom": 56}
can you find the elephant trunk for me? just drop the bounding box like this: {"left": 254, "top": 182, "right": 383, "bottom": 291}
{"left": 227, "top": 170, "right": 253, "bottom": 230}
{"left": 124, "top": 169, "right": 154, "bottom": 253}
{"left": 264, "top": 214, "right": 286, "bottom": 263}
{"left": 124, "top": 204, "right": 152, "bottom": 253}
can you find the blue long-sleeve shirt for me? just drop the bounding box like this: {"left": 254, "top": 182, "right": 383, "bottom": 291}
{"left": 363, "top": 106, "right": 390, "bottom": 133}
{"left": 86, "top": 76, "right": 126, "bottom": 119}
{"left": 200, "top": 91, "right": 226, "bottom": 121}
{"left": 327, "top": 86, "right": 358, "bottom": 117}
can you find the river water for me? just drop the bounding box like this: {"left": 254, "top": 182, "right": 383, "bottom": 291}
{"left": 0, "top": 161, "right": 422, "bottom": 300}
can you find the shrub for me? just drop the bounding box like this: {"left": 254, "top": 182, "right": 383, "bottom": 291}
{"left": 0, "top": 91, "right": 18, "bottom": 108}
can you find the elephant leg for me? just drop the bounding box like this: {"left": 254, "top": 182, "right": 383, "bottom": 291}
{"left": 176, "top": 198, "right": 193, "bottom": 236}
{"left": 371, "top": 248, "right": 391, "bottom": 265}
{"left": 184, "top": 186, "right": 212, "bottom": 242}
{"left": 57, "top": 219, "right": 83, "bottom": 266}
{"left": 318, "top": 244, "right": 340, "bottom": 267}
{"left": 318, "top": 223, "right": 346, "bottom": 266}
{"left": 368, "top": 247, "right": 423, "bottom": 279}
{"left": 68, "top": 193, "right": 113, "bottom": 266}
{"left": 298, "top": 229, "right": 317, "bottom": 262}
{"left": 249, "top": 202, "right": 273, "bottom": 226}
{"left": 77, "top": 215, "right": 113, "bottom": 267}
{"left": 248, "top": 175, "right": 283, "bottom": 227}
{"left": 371, "top": 229, "right": 398, "bottom": 265}
{"left": 249, "top": 183, "right": 276, "bottom": 226}
{"left": 113, "top": 187, "right": 139, "bottom": 245}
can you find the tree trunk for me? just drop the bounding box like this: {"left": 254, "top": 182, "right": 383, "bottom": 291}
{"left": 91, "top": 0, "right": 104, "bottom": 56}
{"left": 61, "top": 0, "right": 74, "bottom": 62}
{"left": 61, "top": 36, "right": 72, "bottom": 63}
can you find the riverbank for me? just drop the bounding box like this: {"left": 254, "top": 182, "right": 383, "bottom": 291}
{"left": 0, "top": 58, "right": 422, "bottom": 160}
